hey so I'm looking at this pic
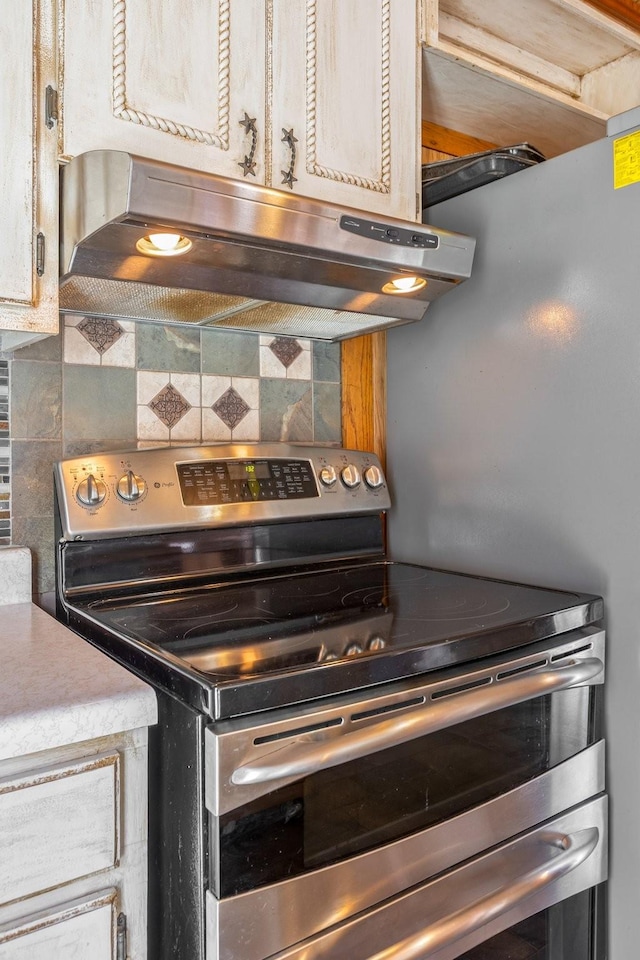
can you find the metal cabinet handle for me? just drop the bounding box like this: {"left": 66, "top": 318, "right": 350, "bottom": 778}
{"left": 232, "top": 657, "right": 603, "bottom": 785}
{"left": 238, "top": 112, "right": 258, "bottom": 177}
{"left": 366, "top": 826, "right": 599, "bottom": 960}
{"left": 281, "top": 127, "right": 298, "bottom": 189}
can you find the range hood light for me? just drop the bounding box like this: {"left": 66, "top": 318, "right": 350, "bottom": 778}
{"left": 382, "top": 276, "right": 427, "bottom": 294}
{"left": 136, "top": 233, "right": 193, "bottom": 257}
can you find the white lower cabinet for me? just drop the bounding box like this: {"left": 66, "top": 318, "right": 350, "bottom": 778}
{"left": 0, "top": 892, "right": 115, "bottom": 960}
{"left": 0, "top": 753, "right": 119, "bottom": 905}
{"left": 0, "top": 729, "right": 149, "bottom": 959}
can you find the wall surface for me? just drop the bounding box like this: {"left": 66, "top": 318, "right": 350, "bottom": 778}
{"left": 7, "top": 317, "right": 341, "bottom": 596}
{"left": 387, "top": 133, "right": 638, "bottom": 960}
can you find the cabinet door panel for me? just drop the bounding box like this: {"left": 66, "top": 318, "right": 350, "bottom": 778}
{"left": 271, "top": 0, "right": 419, "bottom": 219}
{"left": 0, "top": 893, "right": 115, "bottom": 959}
{"left": 0, "top": 0, "right": 58, "bottom": 337}
{"left": 61, "top": 0, "right": 266, "bottom": 181}
{"left": 1, "top": 4, "right": 32, "bottom": 304}
{"left": 0, "top": 754, "right": 119, "bottom": 905}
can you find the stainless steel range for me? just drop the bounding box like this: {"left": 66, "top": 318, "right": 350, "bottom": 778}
{"left": 54, "top": 444, "right": 608, "bottom": 960}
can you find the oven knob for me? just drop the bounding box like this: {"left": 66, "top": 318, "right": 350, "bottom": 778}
{"left": 76, "top": 474, "right": 107, "bottom": 507}
{"left": 340, "top": 464, "right": 361, "bottom": 488}
{"left": 364, "top": 465, "right": 384, "bottom": 489}
{"left": 345, "top": 642, "right": 363, "bottom": 656}
{"left": 318, "top": 465, "right": 337, "bottom": 487}
{"left": 117, "top": 470, "right": 147, "bottom": 502}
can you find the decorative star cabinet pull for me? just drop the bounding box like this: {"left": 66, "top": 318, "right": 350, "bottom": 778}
{"left": 238, "top": 112, "right": 258, "bottom": 177}
{"left": 281, "top": 128, "right": 298, "bottom": 189}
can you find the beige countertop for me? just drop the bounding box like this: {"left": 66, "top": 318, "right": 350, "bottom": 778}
{"left": 0, "top": 602, "right": 157, "bottom": 762}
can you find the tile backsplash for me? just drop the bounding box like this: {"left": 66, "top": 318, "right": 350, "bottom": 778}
{"left": 8, "top": 319, "right": 341, "bottom": 596}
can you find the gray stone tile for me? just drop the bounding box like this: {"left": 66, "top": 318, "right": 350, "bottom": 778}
{"left": 136, "top": 322, "right": 201, "bottom": 372}
{"left": 312, "top": 341, "right": 341, "bottom": 382}
{"left": 11, "top": 514, "right": 56, "bottom": 596}
{"left": 260, "top": 379, "right": 313, "bottom": 441}
{"left": 313, "top": 382, "right": 342, "bottom": 443}
{"left": 63, "top": 366, "right": 137, "bottom": 444}
{"left": 11, "top": 331, "right": 63, "bottom": 362}
{"left": 11, "top": 360, "right": 62, "bottom": 440}
{"left": 201, "top": 328, "right": 260, "bottom": 376}
{"left": 11, "top": 439, "right": 62, "bottom": 519}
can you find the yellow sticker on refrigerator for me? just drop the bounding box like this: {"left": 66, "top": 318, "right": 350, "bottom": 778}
{"left": 613, "top": 130, "right": 640, "bottom": 189}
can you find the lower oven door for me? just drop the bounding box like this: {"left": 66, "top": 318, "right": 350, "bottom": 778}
{"left": 259, "top": 795, "right": 608, "bottom": 960}
{"left": 205, "top": 628, "right": 605, "bottom": 960}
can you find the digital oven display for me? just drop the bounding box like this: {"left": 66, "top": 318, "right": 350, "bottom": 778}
{"left": 227, "top": 461, "right": 271, "bottom": 481}
{"left": 176, "top": 458, "right": 319, "bottom": 505}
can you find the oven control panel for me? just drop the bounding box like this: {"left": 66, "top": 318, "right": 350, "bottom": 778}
{"left": 177, "top": 457, "right": 320, "bottom": 506}
{"left": 54, "top": 443, "right": 390, "bottom": 540}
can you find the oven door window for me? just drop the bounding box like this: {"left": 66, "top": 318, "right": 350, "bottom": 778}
{"left": 215, "top": 685, "right": 601, "bottom": 897}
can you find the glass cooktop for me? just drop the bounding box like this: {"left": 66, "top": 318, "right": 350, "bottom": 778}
{"left": 75, "top": 561, "right": 603, "bottom": 716}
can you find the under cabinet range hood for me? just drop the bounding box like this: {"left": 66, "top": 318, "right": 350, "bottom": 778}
{"left": 59, "top": 151, "right": 476, "bottom": 341}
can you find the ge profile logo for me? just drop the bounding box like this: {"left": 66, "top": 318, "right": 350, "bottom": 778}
{"left": 154, "top": 482, "right": 161, "bottom": 488}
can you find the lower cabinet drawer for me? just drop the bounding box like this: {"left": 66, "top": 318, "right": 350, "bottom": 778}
{"left": 0, "top": 890, "right": 116, "bottom": 959}
{"left": 0, "top": 753, "right": 119, "bottom": 905}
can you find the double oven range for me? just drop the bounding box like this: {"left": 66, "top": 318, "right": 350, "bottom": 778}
{"left": 54, "top": 443, "right": 607, "bottom": 960}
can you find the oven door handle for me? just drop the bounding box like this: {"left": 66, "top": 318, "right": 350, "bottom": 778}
{"left": 363, "top": 826, "right": 600, "bottom": 960}
{"left": 231, "top": 656, "right": 603, "bottom": 785}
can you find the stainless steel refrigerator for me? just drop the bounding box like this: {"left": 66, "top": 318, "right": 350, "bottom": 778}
{"left": 387, "top": 106, "right": 640, "bottom": 959}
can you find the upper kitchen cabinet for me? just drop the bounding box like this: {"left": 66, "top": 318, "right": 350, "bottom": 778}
{"left": 270, "top": 0, "right": 420, "bottom": 219}
{"left": 59, "top": 0, "right": 420, "bottom": 219}
{"left": 59, "top": 0, "right": 268, "bottom": 182}
{"left": 0, "top": 0, "right": 59, "bottom": 349}
{"left": 421, "top": 0, "right": 640, "bottom": 158}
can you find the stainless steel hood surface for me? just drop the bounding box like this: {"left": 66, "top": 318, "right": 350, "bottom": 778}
{"left": 59, "top": 151, "right": 476, "bottom": 341}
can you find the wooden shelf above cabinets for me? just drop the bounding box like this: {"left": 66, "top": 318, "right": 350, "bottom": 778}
{"left": 583, "top": 0, "right": 640, "bottom": 31}
{"left": 422, "top": 120, "right": 498, "bottom": 161}
{"left": 422, "top": 0, "right": 640, "bottom": 158}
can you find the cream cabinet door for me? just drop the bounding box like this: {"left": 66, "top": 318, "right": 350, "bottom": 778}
{"left": 60, "top": 0, "right": 267, "bottom": 182}
{"left": 270, "top": 0, "right": 420, "bottom": 220}
{"left": 0, "top": 0, "right": 58, "bottom": 344}
{"left": 0, "top": 731, "right": 150, "bottom": 960}
{"left": 0, "top": 753, "right": 119, "bottom": 906}
{"left": 0, "top": 892, "right": 115, "bottom": 959}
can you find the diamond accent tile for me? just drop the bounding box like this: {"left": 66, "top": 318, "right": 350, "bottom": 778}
{"left": 212, "top": 387, "right": 250, "bottom": 429}
{"left": 77, "top": 317, "right": 124, "bottom": 354}
{"left": 148, "top": 383, "right": 191, "bottom": 427}
{"left": 269, "top": 337, "right": 303, "bottom": 368}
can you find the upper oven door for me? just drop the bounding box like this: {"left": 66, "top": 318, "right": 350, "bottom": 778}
{"left": 204, "top": 628, "right": 605, "bottom": 960}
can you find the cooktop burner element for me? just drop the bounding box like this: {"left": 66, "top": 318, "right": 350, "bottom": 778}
{"left": 54, "top": 443, "right": 603, "bottom": 718}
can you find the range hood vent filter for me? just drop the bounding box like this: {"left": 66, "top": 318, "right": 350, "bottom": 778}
{"left": 60, "top": 276, "right": 408, "bottom": 339}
